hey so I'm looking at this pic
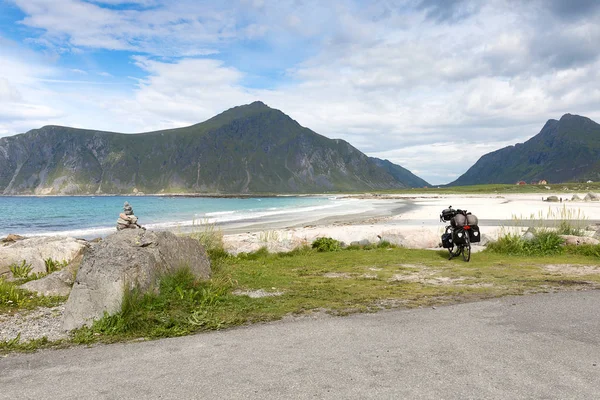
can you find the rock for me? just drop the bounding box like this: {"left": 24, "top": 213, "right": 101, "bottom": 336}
{"left": 593, "top": 230, "right": 600, "bottom": 240}
{"left": 571, "top": 194, "right": 582, "bottom": 202}
{"left": 585, "top": 224, "right": 599, "bottom": 232}
{"left": 559, "top": 235, "right": 600, "bottom": 246}
{"left": 62, "top": 229, "right": 211, "bottom": 331}
{"left": 1, "top": 234, "right": 25, "bottom": 244}
{"left": 545, "top": 195, "right": 559, "bottom": 202}
{"left": 583, "top": 192, "right": 599, "bottom": 202}
{"left": 20, "top": 249, "right": 85, "bottom": 297}
{"left": 522, "top": 231, "right": 536, "bottom": 241}
{"left": 377, "top": 234, "right": 405, "bottom": 247}
{"left": 350, "top": 239, "right": 372, "bottom": 247}
{"left": 380, "top": 230, "right": 439, "bottom": 249}
{"left": 478, "top": 234, "right": 494, "bottom": 246}
{"left": 0, "top": 236, "right": 87, "bottom": 278}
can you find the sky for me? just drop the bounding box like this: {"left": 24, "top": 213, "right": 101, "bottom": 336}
{"left": 1, "top": 0, "right": 600, "bottom": 185}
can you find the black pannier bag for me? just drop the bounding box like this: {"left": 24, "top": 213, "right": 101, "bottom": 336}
{"left": 440, "top": 208, "right": 455, "bottom": 221}
{"left": 452, "top": 228, "right": 468, "bottom": 245}
{"left": 451, "top": 213, "right": 467, "bottom": 228}
{"left": 468, "top": 225, "right": 481, "bottom": 243}
{"left": 441, "top": 233, "right": 453, "bottom": 248}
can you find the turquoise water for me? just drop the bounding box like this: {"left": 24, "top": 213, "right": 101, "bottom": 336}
{"left": 0, "top": 196, "right": 336, "bottom": 239}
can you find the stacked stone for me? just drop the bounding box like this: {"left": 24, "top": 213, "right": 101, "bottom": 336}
{"left": 116, "top": 201, "right": 143, "bottom": 230}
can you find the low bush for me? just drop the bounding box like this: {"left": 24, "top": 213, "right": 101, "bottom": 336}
{"left": 311, "top": 237, "right": 341, "bottom": 252}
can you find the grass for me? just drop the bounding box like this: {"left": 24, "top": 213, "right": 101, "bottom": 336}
{"left": 61, "top": 245, "right": 600, "bottom": 348}
{"left": 188, "top": 218, "right": 224, "bottom": 252}
{"left": 3, "top": 238, "right": 600, "bottom": 353}
{"left": 0, "top": 278, "right": 66, "bottom": 313}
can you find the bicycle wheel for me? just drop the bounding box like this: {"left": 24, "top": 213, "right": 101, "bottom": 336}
{"left": 448, "top": 243, "right": 461, "bottom": 259}
{"left": 462, "top": 235, "right": 471, "bottom": 262}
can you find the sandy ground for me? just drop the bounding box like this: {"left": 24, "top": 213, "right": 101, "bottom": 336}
{"left": 219, "top": 193, "right": 600, "bottom": 254}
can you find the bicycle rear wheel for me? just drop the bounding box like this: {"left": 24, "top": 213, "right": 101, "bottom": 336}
{"left": 462, "top": 235, "right": 471, "bottom": 262}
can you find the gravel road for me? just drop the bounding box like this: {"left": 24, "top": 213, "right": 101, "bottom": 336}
{"left": 1, "top": 290, "right": 599, "bottom": 399}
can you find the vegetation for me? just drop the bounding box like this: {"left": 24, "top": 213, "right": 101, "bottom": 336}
{"left": 63, "top": 245, "right": 597, "bottom": 346}
{"left": 448, "top": 114, "right": 600, "bottom": 186}
{"left": 0, "top": 102, "right": 425, "bottom": 195}
{"left": 2, "top": 205, "right": 598, "bottom": 352}
{"left": 188, "top": 219, "right": 224, "bottom": 253}
{"left": 0, "top": 277, "right": 65, "bottom": 312}
{"left": 9, "top": 260, "right": 33, "bottom": 279}
{"left": 44, "top": 258, "right": 68, "bottom": 274}
{"left": 311, "top": 237, "right": 342, "bottom": 252}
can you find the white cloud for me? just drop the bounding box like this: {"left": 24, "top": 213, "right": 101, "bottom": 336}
{"left": 3, "top": 0, "right": 600, "bottom": 184}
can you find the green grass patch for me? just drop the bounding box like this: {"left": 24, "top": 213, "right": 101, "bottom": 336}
{"left": 3, "top": 242, "right": 600, "bottom": 352}
{"left": 0, "top": 278, "right": 66, "bottom": 312}
{"left": 67, "top": 245, "right": 600, "bottom": 347}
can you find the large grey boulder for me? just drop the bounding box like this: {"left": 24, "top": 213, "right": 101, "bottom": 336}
{"left": 63, "top": 230, "right": 211, "bottom": 331}
{"left": 0, "top": 236, "right": 87, "bottom": 278}
{"left": 20, "top": 250, "right": 85, "bottom": 297}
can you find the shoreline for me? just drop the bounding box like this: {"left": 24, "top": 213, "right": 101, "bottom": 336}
{"left": 2, "top": 193, "right": 599, "bottom": 253}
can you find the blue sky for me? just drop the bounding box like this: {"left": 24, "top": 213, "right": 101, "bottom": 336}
{"left": 1, "top": 0, "right": 600, "bottom": 184}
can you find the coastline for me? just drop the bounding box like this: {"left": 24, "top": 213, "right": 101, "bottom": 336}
{"left": 2, "top": 192, "right": 599, "bottom": 253}
{"left": 217, "top": 193, "right": 600, "bottom": 254}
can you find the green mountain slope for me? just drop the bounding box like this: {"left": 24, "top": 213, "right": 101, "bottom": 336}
{"left": 369, "top": 157, "right": 430, "bottom": 188}
{"left": 0, "top": 102, "right": 426, "bottom": 194}
{"left": 449, "top": 114, "right": 600, "bottom": 186}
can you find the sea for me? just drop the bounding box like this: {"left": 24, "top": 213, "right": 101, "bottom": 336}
{"left": 0, "top": 195, "right": 350, "bottom": 239}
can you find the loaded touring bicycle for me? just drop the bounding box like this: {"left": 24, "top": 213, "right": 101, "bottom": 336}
{"left": 440, "top": 206, "right": 481, "bottom": 262}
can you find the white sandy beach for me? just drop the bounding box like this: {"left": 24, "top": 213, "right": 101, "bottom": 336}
{"left": 220, "top": 193, "right": 600, "bottom": 254}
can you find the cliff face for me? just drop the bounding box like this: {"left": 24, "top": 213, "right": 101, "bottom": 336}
{"left": 449, "top": 114, "right": 600, "bottom": 185}
{"left": 0, "top": 102, "right": 429, "bottom": 194}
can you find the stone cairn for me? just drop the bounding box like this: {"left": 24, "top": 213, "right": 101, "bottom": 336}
{"left": 116, "top": 201, "right": 145, "bottom": 231}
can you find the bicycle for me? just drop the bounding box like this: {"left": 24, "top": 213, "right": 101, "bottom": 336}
{"left": 439, "top": 206, "right": 479, "bottom": 262}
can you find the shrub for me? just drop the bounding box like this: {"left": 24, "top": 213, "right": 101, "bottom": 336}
{"left": 311, "top": 237, "right": 341, "bottom": 252}
{"left": 9, "top": 260, "right": 32, "bottom": 279}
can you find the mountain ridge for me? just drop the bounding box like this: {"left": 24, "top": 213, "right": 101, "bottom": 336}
{"left": 0, "top": 102, "right": 429, "bottom": 195}
{"left": 448, "top": 113, "right": 600, "bottom": 186}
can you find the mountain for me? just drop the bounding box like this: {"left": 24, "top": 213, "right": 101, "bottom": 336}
{"left": 0, "top": 101, "right": 428, "bottom": 195}
{"left": 369, "top": 157, "right": 429, "bottom": 188}
{"left": 449, "top": 114, "right": 600, "bottom": 186}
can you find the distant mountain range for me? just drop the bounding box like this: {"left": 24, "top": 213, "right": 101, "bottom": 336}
{"left": 0, "top": 101, "right": 429, "bottom": 195}
{"left": 449, "top": 114, "right": 600, "bottom": 186}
